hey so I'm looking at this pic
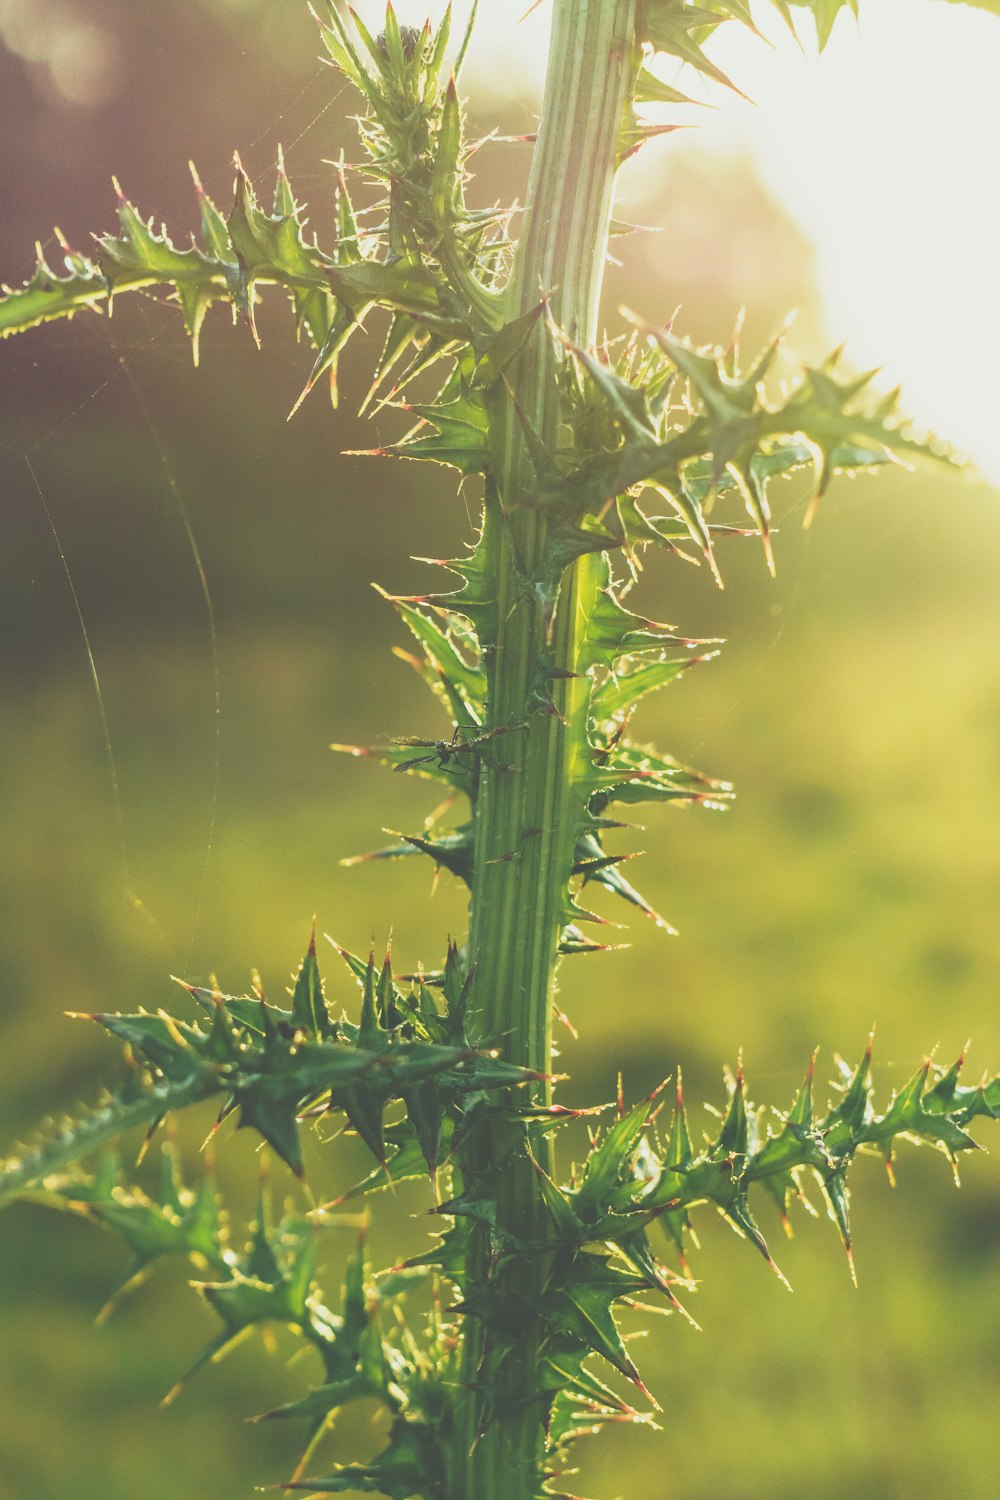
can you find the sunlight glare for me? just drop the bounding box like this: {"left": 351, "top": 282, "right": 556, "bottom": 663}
{"left": 353, "top": 0, "right": 1000, "bottom": 482}
{"left": 706, "top": 1, "right": 1000, "bottom": 482}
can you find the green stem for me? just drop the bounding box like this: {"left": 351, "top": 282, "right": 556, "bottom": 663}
{"left": 454, "top": 4, "right": 639, "bottom": 1495}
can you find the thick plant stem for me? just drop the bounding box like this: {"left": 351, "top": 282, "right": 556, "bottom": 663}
{"left": 455, "top": 3, "right": 639, "bottom": 1495}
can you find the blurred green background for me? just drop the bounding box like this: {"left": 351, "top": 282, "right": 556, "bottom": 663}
{"left": 1, "top": 3, "right": 998, "bottom": 1498}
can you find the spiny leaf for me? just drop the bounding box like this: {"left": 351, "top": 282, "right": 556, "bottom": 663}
{"left": 0, "top": 161, "right": 467, "bottom": 372}
{"left": 0, "top": 239, "right": 107, "bottom": 340}
{"left": 637, "top": 2, "right": 749, "bottom": 98}
{"left": 472, "top": 301, "right": 545, "bottom": 387}
{"left": 587, "top": 1045, "right": 1000, "bottom": 1283}
{"left": 550, "top": 313, "right": 961, "bottom": 583}
{"left": 576, "top": 1086, "right": 665, "bottom": 1218}
{"left": 382, "top": 380, "right": 491, "bottom": 474}
{"left": 586, "top": 736, "right": 733, "bottom": 813}
{"left": 291, "top": 929, "right": 332, "bottom": 1039}
{"left": 14, "top": 1141, "right": 230, "bottom": 1323}
{"left": 542, "top": 1253, "right": 654, "bottom": 1391}
{"left": 0, "top": 1070, "right": 219, "bottom": 1209}
{"left": 788, "top": 0, "right": 859, "bottom": 49}
{"left": 284, "top": 1414, "right": 440, "bottom": 1497}
{"left": 590, "top": 649, "right": 716, "bottom": 723}
{"left": 1, "top": 937, "right": 540, "bottom": 1198}
{"left": 387, "top": 594, "right": 485, "bottom": 714}
{"left": 166, "top": 1214, "right": 369, "bottom": 1411}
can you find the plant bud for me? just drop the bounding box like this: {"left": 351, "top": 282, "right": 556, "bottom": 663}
{"left": 377, "top": 25, "right": 422, "bottom": 62}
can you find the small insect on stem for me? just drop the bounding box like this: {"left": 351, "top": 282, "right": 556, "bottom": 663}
{"left": 392, "top": 722, "right": 526, "bottom": 774}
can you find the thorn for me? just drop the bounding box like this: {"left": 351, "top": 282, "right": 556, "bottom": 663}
{"left": 136, "top": 1116, "right": 162, "bottom": 1165}
{"left": 663, "top": 1283, "right": 701, "bottom": 1332}
{"left": 621, "top": 1356, "right": 659, "bottom": 1405}
{"left": 762, "top": 528, "right": 776, "bottom": 578}
{"left": 728, "top": 305, "right": 746, "bottom": 365}
{"left": 93, "top": 1287, "right": 121, "bottom": 1328}
{"left": 157, "top": 1010, "right": 189, "bottom": 1048}
{"left": 845, "top": 1242, "right": 858, "bottom": 1288}
{"left": 554, "top": 1007, "right": 578, "bottom": 1041}
{"left": 648, "top": 1077, "right": 670, "bottom": 1109}
{"left": 287, "top": 380, "right": 315, "bottom": 421}
{"left": 802, "top": 488, "right": 822, "bottom": 529}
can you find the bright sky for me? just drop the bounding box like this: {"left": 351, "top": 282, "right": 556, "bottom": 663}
{"left": 354, "top": 0, "right": 1000, "bottom": 484}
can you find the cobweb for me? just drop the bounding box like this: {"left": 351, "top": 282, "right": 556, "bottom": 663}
{"left": 0, "top": 52, "right": 346, "bottom": 974}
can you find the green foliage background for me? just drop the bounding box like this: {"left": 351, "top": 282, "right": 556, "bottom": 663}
{"left": 1, "top": 3, "right": 998, "bottom": 1497}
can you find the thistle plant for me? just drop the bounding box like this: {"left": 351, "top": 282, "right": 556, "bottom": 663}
{"left": 2, "top": 3, "right": 999, "bottom": 1498}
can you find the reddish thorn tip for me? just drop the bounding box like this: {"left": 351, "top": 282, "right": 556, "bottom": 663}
{"left": 845, "top": 1244, "right": 858, "bottom": 1286}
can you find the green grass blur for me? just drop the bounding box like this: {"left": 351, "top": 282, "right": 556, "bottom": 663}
{"left": 1, "top": 5, "right": 998, "bottom": 1497}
